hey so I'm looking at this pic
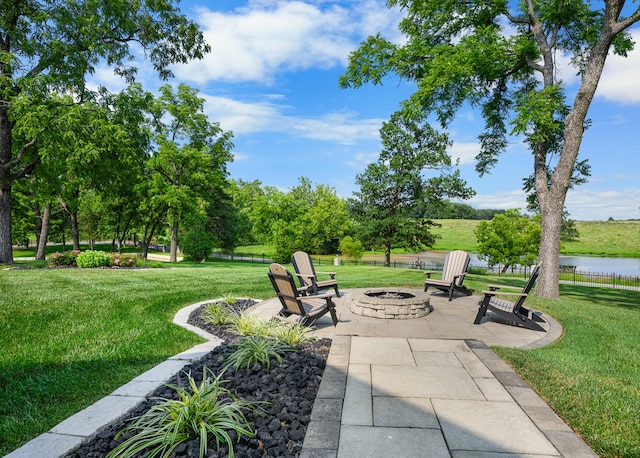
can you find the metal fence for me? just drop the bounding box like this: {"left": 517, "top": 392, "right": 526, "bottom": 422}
{"left": 209, "top": 250, "right": 640, "bottom": 291}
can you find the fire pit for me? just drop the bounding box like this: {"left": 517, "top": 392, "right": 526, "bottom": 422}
{"left": 350, "top": 288, "right": 432, "bottom": 319}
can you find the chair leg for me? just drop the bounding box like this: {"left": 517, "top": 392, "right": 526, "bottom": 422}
{"left": 474, "top": 296, "right": 490, "bottom": 324}
{"left": 334, "top": 285, "right": 340, "bottom": 297}
{"left": 448, "top": 287, "right": 454, "bottom": 301}
{"left": 329, "top": 307, "right": 338, "bottom": 326}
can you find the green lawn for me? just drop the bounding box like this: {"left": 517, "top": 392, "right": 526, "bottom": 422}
{"left": 1, "top": 259, "right": 639, "bottom": 457}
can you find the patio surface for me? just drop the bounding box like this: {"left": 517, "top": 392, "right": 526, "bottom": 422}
{"left": 253, "top": 288, "right": 596, "bottom": 458}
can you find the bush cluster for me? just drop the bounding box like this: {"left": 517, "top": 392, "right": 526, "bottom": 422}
{"left": 76, "top": 250, "right": 113, "bottom": 268}
{"left": 47, "top": 250, "right": 80, "bottom": 267}
{"left": 111, "top": 254, "right": 137, "bottom": 268}
{"left": 48, "top": 250, "right": 139, "bottom": 268}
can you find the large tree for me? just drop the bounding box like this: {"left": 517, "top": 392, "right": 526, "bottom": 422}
{"left": 350, "top": 112, "right": 474, "bottom": 267}
{"left": 0, "top": 0, "right": 210, "bottom": 264}
{"left": 340, "top": 0, "right": 640, "bottom": 298}
{"left": 148, "top": 84, "right": 233, "bottom": 262}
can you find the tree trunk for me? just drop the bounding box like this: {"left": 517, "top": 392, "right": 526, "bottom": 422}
{"left": 536, "top": 194, "right": 564, "bottom": 299}
{"left": 141, "top": 218, "right": 160, "bottom": 261}
{"left": 0, "top": 103, "right": 13, "bottom": 264}
{"left": 70, "top": 211, "right": 80, "bottom": 250}
{"left": 0, "top": 186, "right": 13, "bottom": 264}
{"left": 35, "top": 204, "right": 52, "bottom": 260}
{"left": 117, "top": 218, "right": 131, "bottom": 254}
{"left": 170, "top": 220, "right": 178, "bottom": 262}
{"left": 534, "top": 20, "right": 614, "bottom": 299}
{"left": 34, "top": 199, "right": 42, "bottom": 249}
{"left": 384, "top": 242, "right": 391, "bottom": 267}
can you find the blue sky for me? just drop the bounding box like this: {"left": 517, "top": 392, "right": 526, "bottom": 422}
{"left": 94, "top": 0, "right": 640, "bottom": 221}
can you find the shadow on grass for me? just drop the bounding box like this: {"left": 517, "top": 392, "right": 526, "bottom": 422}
{"left": 559, "top": 284, "right": 640, "bottom": 312}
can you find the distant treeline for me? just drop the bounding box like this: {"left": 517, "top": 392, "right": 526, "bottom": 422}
{"left": 416, "top": 201, "right": 506, "bottom": 220}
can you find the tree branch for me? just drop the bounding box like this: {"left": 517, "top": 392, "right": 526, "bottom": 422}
{"left": 3, "top": 137, "right": 36, "bottom": 170}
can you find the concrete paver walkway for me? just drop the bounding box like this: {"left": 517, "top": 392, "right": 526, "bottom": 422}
{"left": 8, "top": 289, "right": 597, "bottom": 458}
{"left": 252, "top": 288, "right": 595, "bottom": 458}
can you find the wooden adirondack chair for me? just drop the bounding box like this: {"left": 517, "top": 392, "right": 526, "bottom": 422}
{"left": 292, "top": 251, "right": 340, "bottom": 296}
{"left": 474, "top": 264, "right": 546, "bottom": 331}
{"left": 268, "top": 263, "right": 338, "bottom": 327}
{"left": 424, "top": 250, "right": 472, "bottom": 301}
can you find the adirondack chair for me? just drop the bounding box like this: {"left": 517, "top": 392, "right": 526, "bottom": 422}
{"left": 474, "top": 264, "right": 546, "bottom": 331}
{"left": 424, "top": 250, "right": 472, "bottom": 301}
{"left": 292, "top": 251, "right": 340, "bottom": 296}
{"left": 268, "top": 263, "right": 338, "bottom": 327}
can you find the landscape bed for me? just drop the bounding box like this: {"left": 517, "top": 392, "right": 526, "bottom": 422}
{"left": 64, "top": 302, "right": 331, "bottom": 458}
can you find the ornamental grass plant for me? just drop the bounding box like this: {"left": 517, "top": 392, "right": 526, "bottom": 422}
{"left": 108, "top": 367, "right": 258, "bottom": 458}
{"left": 225, "top": 335, "right": 293, "bottom": 370}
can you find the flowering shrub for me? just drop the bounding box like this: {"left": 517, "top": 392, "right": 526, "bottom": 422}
{"left": 76, "top": 250, "right": 112, "bottom": 268}
{"left": 111, "top": 254, "right": 137, "bottom": 268}
{"left": 48, "top": 251, "right": 79, "bottom": 267}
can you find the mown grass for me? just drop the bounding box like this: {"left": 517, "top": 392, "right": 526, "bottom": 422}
{"left": 2, "top": 259, "right": 639, "bottom": 457}
{"left": 492, "top": 285, "right": 640, "bottom": 458}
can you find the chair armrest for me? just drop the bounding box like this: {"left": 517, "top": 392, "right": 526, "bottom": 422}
{"left": 425, "top": 271, "right": 438, "bottom": 279}
{"left": 486, "top": 284, "right": 522, "bottom": 291}
{"left": 317, "top": 271, "right": 337, "bottom": 279}
{"left": 296, "top": 273, "right": 315, "bottom": 279}
{"left": 482, "top": 290, "right": 528, "bottom": 298}
{"left": 308, "top": 291, "right": 336, "bottom": 300}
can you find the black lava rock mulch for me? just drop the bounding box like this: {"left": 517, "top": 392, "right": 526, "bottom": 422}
{"left": 65, "top": 300, "right": 331, "bottom": 458}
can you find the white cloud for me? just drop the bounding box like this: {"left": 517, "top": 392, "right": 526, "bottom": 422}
{"left": 595, "top": 29, "right": 640, "bottom": 104}
{"left": 466, "top": 187, "right": 640, "bottom": 221}
{"left": 565, "top": 188, "right": 640, "bottom": 221}
{"left": 345, "top": 151, "right": 380, "bottom": 171}
{"left": 468, "top": 189, "right": 528, "bottom": 212}
{"left": 449, "top": 141, "right": 479, "bottom": 165}
{"left": 202, "top": 93, "right": 383, "bottom": 143}
{"left": 174, "top": 0, "right": 399, "bottom": 84}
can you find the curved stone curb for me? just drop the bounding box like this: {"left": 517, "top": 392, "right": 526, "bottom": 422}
{"left": 520, "top": 312, "right": 564, "bottom": 350}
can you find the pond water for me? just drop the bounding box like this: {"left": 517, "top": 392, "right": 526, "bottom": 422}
{"left": 467, "top": 254, "right": 640, "bottom": 276}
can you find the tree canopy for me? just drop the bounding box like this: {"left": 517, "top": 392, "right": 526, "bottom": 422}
{"left": 0, "top": 0, "right": 210, "bottom": 263}
{"left": 475, "top": 209, "right": 541, "bottom": 272}
{"left": 340, "top": 0, "right": 640, "bottom": 298}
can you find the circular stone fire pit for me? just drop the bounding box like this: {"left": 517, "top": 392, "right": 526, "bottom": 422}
{"left": 350, "top": 288, "right": 432, "bottom": 319}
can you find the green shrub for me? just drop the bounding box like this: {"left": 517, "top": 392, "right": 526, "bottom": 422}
{"left": 225, "top": 336, "right": 293, "bottom": 370}
{"left": 339, "top": 236, "right": 364, "bottom": 260}
{"left": 108, "top": 367, "right": 257, "bottom": 458}
{"left": 181, "top": 226, "right": 214, "bottom": 263}
{"left": 76, "top": 250, "right": 112, "bottom": 268}
{"left": 111, "top": 254, "right": 137, "bottom": 268}
{"left": 47, "top": 250, "right": 80, "bottom": 267}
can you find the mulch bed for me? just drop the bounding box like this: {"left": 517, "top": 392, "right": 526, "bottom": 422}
{"left": 64, "top": 299, "right": 331, "bottom": 457}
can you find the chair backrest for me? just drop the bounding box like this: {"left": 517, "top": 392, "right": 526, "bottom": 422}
{"left": 442, "top": 250, "right": 470, "bottom": 285}
{"left": 513, "top": 264, "right": 541, "bottom": 312}
{"left": 268, "top": 263, "right": 305, "bottom": 316}
{"left": 292, "top": 251, "right": 317, "bottom": 289}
